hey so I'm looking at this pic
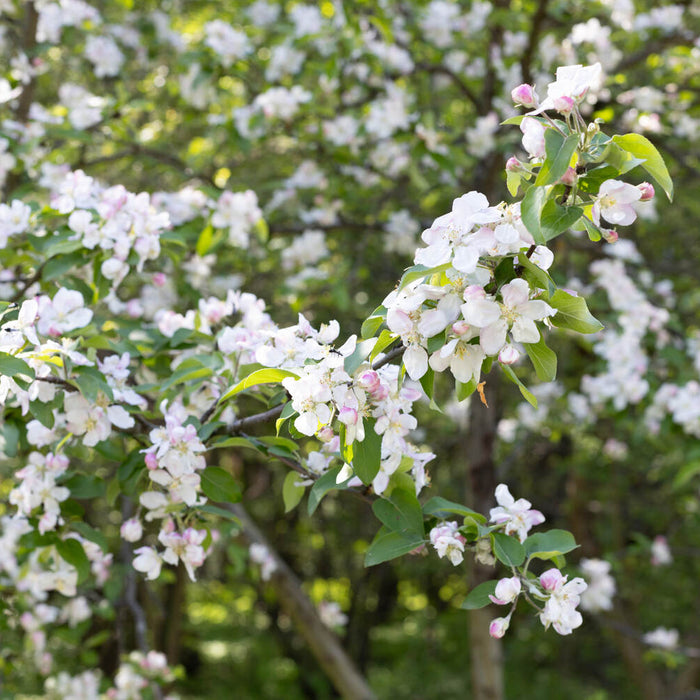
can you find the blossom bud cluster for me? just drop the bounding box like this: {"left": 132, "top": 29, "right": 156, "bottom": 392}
{"left": 385, "top": 190, "right": 556, "bottom": 384}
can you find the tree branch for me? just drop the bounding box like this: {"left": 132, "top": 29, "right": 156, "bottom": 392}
{"left": 230, "top": 503, "right": 377, "bottom": 700}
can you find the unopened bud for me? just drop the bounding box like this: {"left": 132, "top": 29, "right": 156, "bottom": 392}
{"left": 498, "top": 345, "right": 520, "bottom": 365}
{"left": 152, "top": 272, "right": 167, "bottom": 287}
{"left": 145, "top": 453, "right": 158, "bottom": 470}
{"left": 338, "top": 406, "right": 358, "bottom": 426}
{"left": 452, "top": 320, "right": 471, "bottom": 336}
{"left": 601, "top": 228, "right": 618, "bottom": 244}
{"left": 511, "top": 83, "right": 538, "bottom": 109}
{"left": 552, "top": 95, "right": 575, "bottom": 115}
{"left": 463, "top": 285, "right": 486, "bottom": 301}
{"left": 317, "top": 426, "right": 335, "bottom": 442}
{"left": 638, "top": 182, "right": 655, "bottom": 201}
{"left": 560, "top": 166, "right": 577, "bottom": 186}
{"left": 120, "top": 518, "right": 143, "bottom": 543}
{"left": 506, "top": 156, "right": 522, "bottom": 172}
{"left": 489, "top": 615, "right": 511, "bottom": 639}
{"left": 357, "top": 370, "right": 380, "bottom": 393}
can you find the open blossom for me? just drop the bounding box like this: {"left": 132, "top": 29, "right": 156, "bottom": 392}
{"left": 159, "top": 527, "right": 207, "bottom": 582}
{"left": 489, "top": 483, "right": 545, "bottom": 542}
{"left": 462, "top": 278, "right": 556, "bottom": 356}
{"left": 643, "top": 627, "right": 679, "bottom": 650}
{"left": 650, "top": 535, "right": 672, "bottom": 566}
{"left": 530, "top": 63, "right": 602, "bottom": 114}
{"left": 579, "top": 558, "right": 616, "bottom": 612}
{"left": 539, "top": 568, "right": 587, "bottom": 635}
{"left": 36, "top": 288, "right": 93, "bottom": 337}
{"left": 592, "top": 179, "right": 642, "bottom": 227}
{"left": 132, "top": 547, "right": 162, "bottom": 580}
{"left": 429, "top": 521, "right": 466, "bottom": 565}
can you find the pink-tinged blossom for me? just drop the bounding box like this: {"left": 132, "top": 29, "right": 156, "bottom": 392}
{"left": 462, "top": 278, "right": 556, "bottom": 356}
{"left": 489, "top": 614, "right": 511, "bottom": 639}
{"left": 489, "top": 576, "right": 522, "bottom": 605}
{"left": 579, "top": 558, "right": 615, "bottom": 612}
{"left": 489, "top": 483, "right": 545, "bottom": 542}
{"left": 120, "top": 518, "right": 143, "bottom": 543}
{"left": 592, "top": 179, "right": 642, "bottom": 227}
{"left": 530, "top": 63, "right": 602, "bottom": 114}
{"left": 36, "top": 288, "right": 93, "bottom": 337}
{"left": 158, "top": 527, "right": 207, "bottom": 582}
{"left": 429, "top": 521, "right": 466, "bottom": 565}
{"left": 520, "top": 117, "right": 546, "bottom": 158}
{"left": 638, "top": 182, "right": 655, "bottom": 201}
{"left": 132, "top": 547, "right": 162, "bottom": 580}
{"left": 651, "top": 535, "right": 672, "bottom": 566}
{"left": 538, "top": 568, "right": 587, "bottom": 635}
{"left": 511, "top": 83, "right": 538, "bottom": 109}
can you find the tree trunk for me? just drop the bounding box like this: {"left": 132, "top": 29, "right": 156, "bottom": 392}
{"left": 231, "top": 503, "right": 376, "bottom": 700}
{"left": 464, "top": 379, "right": 504, "bottom": 700}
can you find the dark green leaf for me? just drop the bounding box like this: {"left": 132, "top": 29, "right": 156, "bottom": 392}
{"left": 523, "top": 335, "right": 557, "bottom": 382}
{"left": 423, "top": 497, "right": 486, "bottom": 523}
{"left": 56, "top": 538, "right": 90, "bottom": 584}
{"left": 461, "top": 580, "right": 498, "bottom": 609}
{"left": 492, "top": 532, "right": 526, "bottom": 567}
{"left": 549, "top": 290, "right": 604, "bottom": 334}
{"left": 364, "top": 528, "right": 424, "bottom": 567}
{"left": 352, "top": 418, "right": 382, "bottom": 485}
{"left": 524, "top": 529, "right": 578, "bottom": 560}
{"left": 308, "top": 466, "right": 351, "bottom": 516}
{"left": 0, "top": 352, "right": 35, "bottom": 379}
{"left": 200, "top": 466, "right": 241, "bottom": 503}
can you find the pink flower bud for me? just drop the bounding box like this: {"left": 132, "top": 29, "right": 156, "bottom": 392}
{"left": 126, "top": 299, "right": 143, "bottom": 318}
{"left": 601, "top": 228, "right": 618, "bottom": 244}
{"left": 540, "top": 568, "right": 564, "bottom": 592}
{"left": 153, "top": 272, "right": 167, "bottom": 287}
{"left": 338, "top": 407, "right": 358, "bottom": 425}
{"left": 144, "top": 452, "right": 158, "bottom": 470}
{"left": 357, "top": 370, "right": 380, "bottom": 393}
{"left": 498, "top": 345, "right": 520, "bottom": 365}
{"left": 317, "top": 426, "right": 335, "bottom": 443}
{"left": 505, "top": 156, "right": 522, "bottom": 172}
{"left": 452, "top": 320, "right": 471, "bottom": 336}
{"left": 372, "top": 384, "right": 390, "bottom": 401}
{"left": 560, "top": 166, "right": 577, "bottom": 186}
{"left": 511, "top": 83, "right": 538, "bottom": 108}
{"left": 463, "top": 285, "right": 486, "bottom": 301}
{"left": 638, "top": 182, "right": 655, "bottom": 201}
{"left": 489, "top": 615, "right": 511, "bottom": 639}
{"left": 120, "top": 518, "right": 143, "bottom": 543}
{"left": 552, "top": 95, "right": 575, "bottom": 114}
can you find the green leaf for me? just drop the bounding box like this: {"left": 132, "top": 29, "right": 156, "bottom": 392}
{"left": 461, "top": 580, "right": 498, "bottom": 610}
{"left": 352, "top": 418, "right": 382, "bottom": 485}
{"left": 29, "top": 400, "right": 55, "bottom": 428}
{"left": 398, "top": 263, "right": 452, "bottom": 291}
{"left": 219, "top": 368, "right": 298, "bottom": 402}
{"left": 364, "top": 528, "right": 424, "bottom": 567}
{"left": 501, "top": 365, "right": 537, "bottom": 408}
{"left": 372, "top": 488, "right": 424, "bottom": 536}
{"left": 282, "top": 471, "right": 306, "bottom": 513}
{"left": 492, "top": 532, "right": 526, "bottom": 567}
{"left": 369, "top": 329, "right": 398, "bottom": 362}
{"left": 69, "top": 522, "right": 108, "bottom": 553}
{"left": 361, "top": 305, "right": 387, "bottom": 339}
{"left": 73, "top": 366, "right": 113, "bottom": 402}
{"left": 548, "top": 290, "right": 604, "bottom": 334}
{"left": 524, "top": 529, "right": 578, "bottom": 560}
{"left": 423, "top": 497, "right": 486, "bottom": 523}
{"left": 200, "top": 466, "right": 242, "bottom": 503}
{"left": 535, "top": 131, "right": 579, "bottom": 186}
{"left": 506, "top": 170, "right": 521, "bottom": 197}
{"left": 210, "top": 436, "right": 260, "bottom": 451}
{"left": 308, "top": 466, "right": 351, "bottom": 516}
{"left": 276, "top": 402, "right": 297, "bottom": 435}
{"left": 612, "top": 133, "right": 673, "bottom": 200}
{"left": 0, "top": 352, "right": 35, "bottom": 379}
{"left": 344, "top": 338, "right": 377, "bottom": 375}
{"left": 500, "top": 115, "right": 525, "bottom": 126}
{"left": 456, "top": 378, "right": 477, "bottom": 402}
{"left": 523, "top": 335, "right": 557, "bottom": 382}
{"left": 196, "top": 504, "right": 241, "bottom": 523}
{"left": 540, "top": 200, "right": 583, "bottom": 242}
{"left": 516, "top": 253, "right": 556, "bottom": 298}
{"left": 581, "top": 217, "right": 602, "bottom": 242}
{"left": 63, "top": 474, "right": 105, "bottom": 499}
{"left": 56, "top": 538, "right": 90, "bottom": 584}
{"left": 520, "top": 186, "right": 547, "bottom": 245}
{"left": 43, "top": 252, "right": 87, "bottom": 281}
